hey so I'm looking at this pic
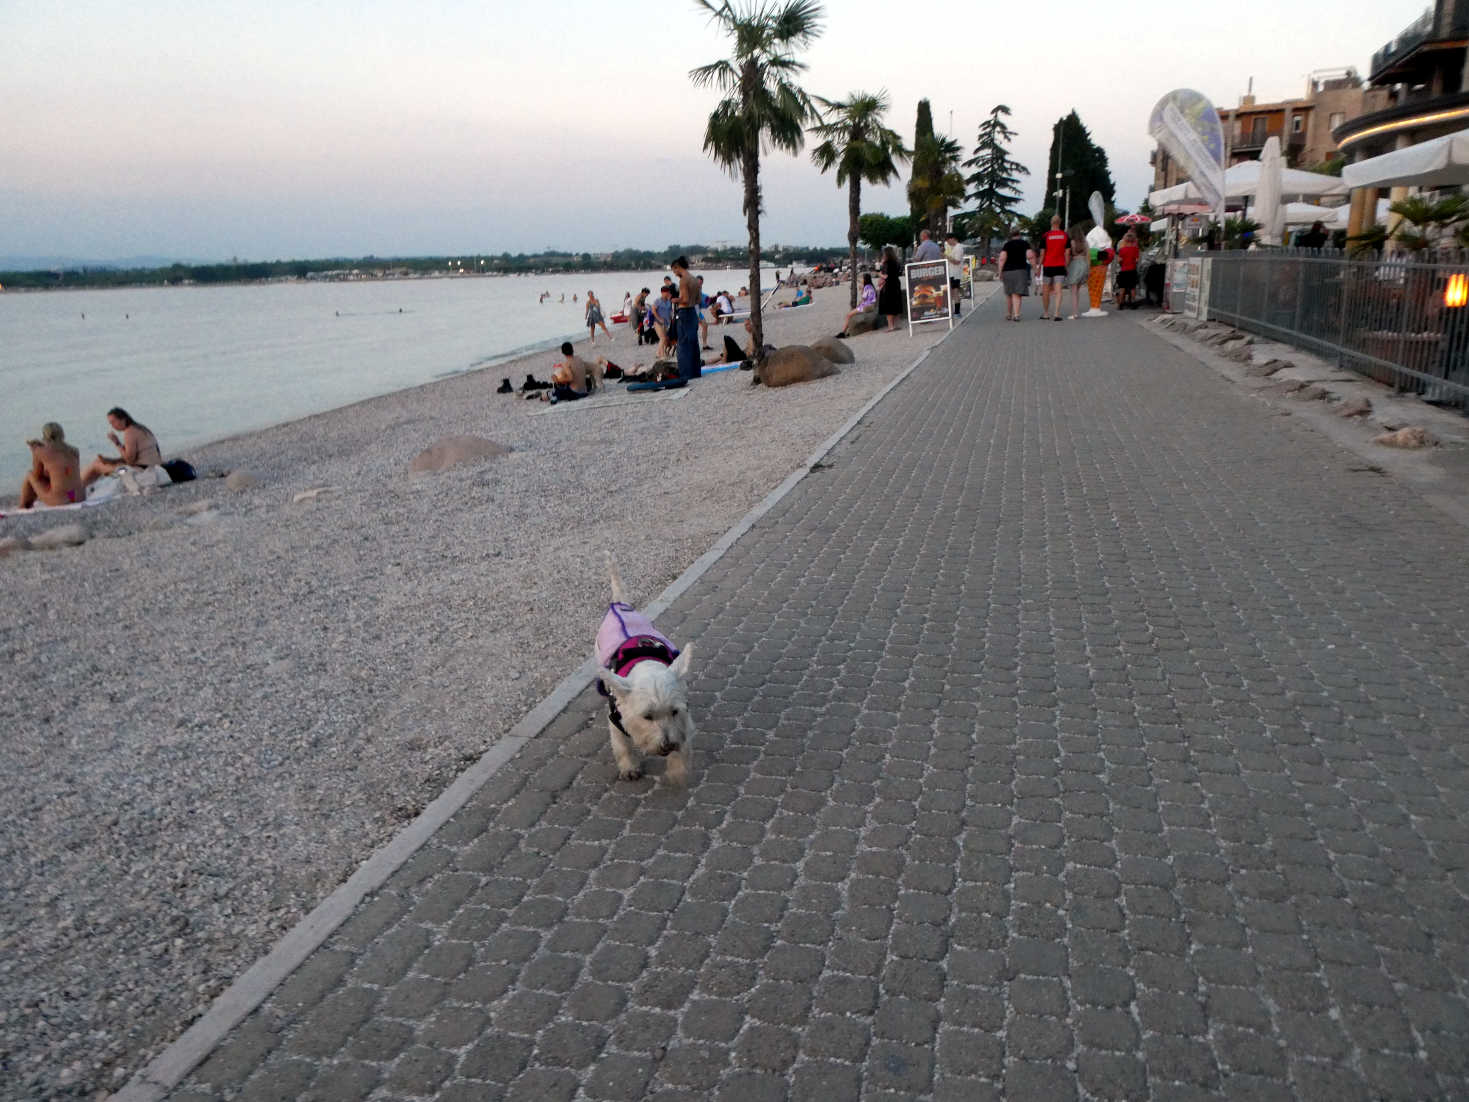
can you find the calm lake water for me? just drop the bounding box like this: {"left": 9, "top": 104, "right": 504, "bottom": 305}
{"left": 0, "top": 266, "right": 776, "bottom": 484}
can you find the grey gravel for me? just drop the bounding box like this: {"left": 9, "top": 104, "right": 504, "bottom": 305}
{"left": 0, "top": 287, "right": 978, "bottom": 1099}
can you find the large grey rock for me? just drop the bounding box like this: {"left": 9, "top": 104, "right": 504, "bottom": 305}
{"left": 810, "top": 337, "right": 855, "bottom": 365}
{"left": 756, "top": 346, "right": 841, "bottom": 388}
{"left": 27, "top": 524, "right": 87, "bottom": 550}
{"left": 410, "top": 436, "right": 512, "bottom": 474}
{"left": 846, "top": 311, "right": 887, "bottom": 336}
{"left": 1337, "top": 397, "right": 1372, "bottom": 418}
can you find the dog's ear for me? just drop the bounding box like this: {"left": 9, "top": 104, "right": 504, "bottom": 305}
{"left": 670, "top": 642, "right": 694, "bottom": 678}
{"left": 601, "top": 668, "right": 634, "bottom": 698}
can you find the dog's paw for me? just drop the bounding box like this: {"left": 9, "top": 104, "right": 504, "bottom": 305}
{"left": 619, "top": 767, "right": 644, "bottom": 782}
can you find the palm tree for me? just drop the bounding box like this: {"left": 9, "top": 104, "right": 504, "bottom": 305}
{"left": 909, "top": 132, "right": 967, "bottom": 239}
{"left": 810, "top": 91, "right": 909, "bottom": 307}
{"left": 690, "top": 0, "right": 823, "bottom": 358}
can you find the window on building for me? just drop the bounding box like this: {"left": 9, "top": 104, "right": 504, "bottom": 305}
{"left": 1251, "top": 117, "right": 1268, "bottom": 144}
{"left": 1292, "top": 115, "right": 1304, "bottom": 133}
{"left": 1329, "top": 111, "right": 1345, "bottom": 130}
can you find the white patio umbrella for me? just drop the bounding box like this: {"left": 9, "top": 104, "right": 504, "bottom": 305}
{"left": 1254, "top": 137, "right": 1284, "bottom": 244}
{"left": 1154, "top": 161, "right": 1348, "bottom": 205}
{"left": 1282, "top": 202, "right": 1342, "bottom": 226}
{"left": 1342, "top": 127, "right": 1469, "bottom": 189}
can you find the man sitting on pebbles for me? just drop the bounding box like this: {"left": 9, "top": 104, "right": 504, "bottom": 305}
{"left": 82, "top": 407, "right": 162, "bottom": 487}
{"left": 18, "top": 422, "right": 84, "bottom": 509}
{"left": 545, "top": 342, "right": 602, "bottom": 403}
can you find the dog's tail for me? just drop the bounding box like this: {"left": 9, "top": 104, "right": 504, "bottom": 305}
{"left": 605, "top": 550, "right": 627, "bottom": 605}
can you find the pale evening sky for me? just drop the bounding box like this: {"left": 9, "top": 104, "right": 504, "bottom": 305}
{"left": 1, "top": 0, "right": 1427, "bottom": 263}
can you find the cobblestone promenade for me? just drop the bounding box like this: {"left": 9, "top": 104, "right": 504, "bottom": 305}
{"left": 175, "top": 300, "right": 1469, "bottom": 1100}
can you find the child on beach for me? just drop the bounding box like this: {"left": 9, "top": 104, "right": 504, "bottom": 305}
{"left": 585, "top": 292, "right": 611, "bottom": 342}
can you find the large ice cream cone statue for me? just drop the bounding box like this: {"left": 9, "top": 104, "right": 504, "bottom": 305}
{"left": 1083, "top": 223, "right": 1113, "bottom": 318}
{"left": 1087, "top": 264, "right": 1107, "bottom": 312}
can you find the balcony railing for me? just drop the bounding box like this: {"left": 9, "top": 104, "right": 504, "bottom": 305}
{"left": 1371, "top": 2, "right": 1469, "bottom": 78}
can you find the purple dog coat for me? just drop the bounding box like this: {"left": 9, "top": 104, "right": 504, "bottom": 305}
{"left": 597, "top": 602, "right": 678, "bottom": 676}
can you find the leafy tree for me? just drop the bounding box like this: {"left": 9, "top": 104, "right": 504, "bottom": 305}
{"left": 810, "top": 90, "right": 909, "bottom": 306}
{"left": 690, "top": 0, "right": 824, "bottom": 360}
{"left": 908, "top": 108, "right": 966, "bottom": 241}
{"left": 1045, "top": 110, "right": 1114, "bottom": 226}
{"left": 858, "top": 212, "right": 914, "bottom": 253}
{"left": 961, "top": 104, "right": 1029, "bottom": 258}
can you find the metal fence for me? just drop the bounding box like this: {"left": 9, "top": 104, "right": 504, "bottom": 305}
{"left": 1206, "top": 249, "right": 1469, "bottom": 409}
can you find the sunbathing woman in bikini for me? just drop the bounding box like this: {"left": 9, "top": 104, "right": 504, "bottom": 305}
{"left": 18, "top": 422, "right": 85, "bottom": 508}
{"left": 82, "top": 407, "right": 162, "bottom": 487}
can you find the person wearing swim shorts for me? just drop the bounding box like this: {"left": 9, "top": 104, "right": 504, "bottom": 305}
{"left": 1040, "top": 215, "right": 1070, "bottom": 321}
{"left": 672, "top": 255, "right": 702, "bottom": 381}
{"left": 19, "top": 422, "right": 85, "bottom": 508}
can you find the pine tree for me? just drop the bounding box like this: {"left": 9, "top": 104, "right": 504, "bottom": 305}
{"left": 1042, "top": 110, "right": 1115, "bottom": 227}
{"left": 961, "top": 104, "right": 1029, "bottom": 258}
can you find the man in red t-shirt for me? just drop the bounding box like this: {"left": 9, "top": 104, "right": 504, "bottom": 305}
{"left": 1040, "top": 215, "right": 1070, "bottom": 321}
{"left": 1115, "top": 231, "right": 1142, "bottom": 309}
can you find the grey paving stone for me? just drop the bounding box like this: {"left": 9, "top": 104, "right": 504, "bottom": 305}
{"left": 172, "top": 301, "right": 1469, "bottom": 1101}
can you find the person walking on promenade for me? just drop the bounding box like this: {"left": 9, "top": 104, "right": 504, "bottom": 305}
{"left": 585, "top": 291, "right": 611, "bottom": 343}
{"left": 944, "top": 233, "right": 965, "bottom": 317}
{"left": 999, "top": 227, "right": 1034, "bottom": 322}
{"left": 671, "top": 256, "right": 702, "bottom": 380}
{"left": 1040, "top": 215, "right": 1070, "bottom": 321}
{"left": 913, "top": 228, "right": 942, "bottom": 261}
{"left": 877, "top": 245, "right": 905, "bottom": 331}
{"left": 1065, "top": 227, "right": 1090, "bottom": 319}
{"left": 1114, "top": 231, "right": 1141, "bottom": 309}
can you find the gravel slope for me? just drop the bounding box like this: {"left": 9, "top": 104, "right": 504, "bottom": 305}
{"left": 0, "top": 285, "right": 988, "bottom": 1098}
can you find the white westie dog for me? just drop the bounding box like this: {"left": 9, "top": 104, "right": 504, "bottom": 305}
{"left": 595, "top": 556, "right": 695, "bottom": 784}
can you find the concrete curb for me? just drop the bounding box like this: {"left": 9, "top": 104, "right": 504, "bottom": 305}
{"left": 109, "top": 304, "right": 977, "bottom": 1102}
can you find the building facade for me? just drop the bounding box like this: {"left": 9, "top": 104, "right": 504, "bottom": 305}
{"left": 1152, "top": 73, "right": 1381, "bottom": 192}
{"left": 1334, "top": 0, "right": 1469, "bottom": 159}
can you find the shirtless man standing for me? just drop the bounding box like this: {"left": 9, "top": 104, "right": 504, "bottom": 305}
{"left": 82, "top": 407, "right": 162, "bottom": 487}
{"left": 671, "top": 256, "right": 702, "bottom": 381}
{"left": 19, "top": 422, "right": 85, "bottom": 508}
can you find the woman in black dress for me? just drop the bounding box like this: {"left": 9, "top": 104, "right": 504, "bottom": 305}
{"left": 877, "top": 245, "right": 904, "bottom": 331}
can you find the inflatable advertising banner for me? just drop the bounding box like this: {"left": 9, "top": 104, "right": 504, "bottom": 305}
{"left": 1148, "top": 89, "right": 1225, "bottom": 212}
{"left": 906, "top": 260, "right": 952, "bottom": 332}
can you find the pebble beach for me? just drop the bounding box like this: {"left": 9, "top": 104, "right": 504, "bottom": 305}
{"left": 0, "top": 284, "right": 990, "bottom": 1098}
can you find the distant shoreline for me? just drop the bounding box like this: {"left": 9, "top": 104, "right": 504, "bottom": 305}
{"left": 0, "top": 252, "right": 842, "bottom": 293}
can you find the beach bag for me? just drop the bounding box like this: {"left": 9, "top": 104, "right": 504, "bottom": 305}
{"left": 163, "top": 458, "right": 197, "bottom": 484}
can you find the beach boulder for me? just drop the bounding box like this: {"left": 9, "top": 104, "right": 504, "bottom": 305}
{"left": 846, "top": 311, "right": 886, "bottom": 336}
{"left": 224, "top": 470, "right": 258, "bottom": 492}
{"left": 810, "top": 337, "right": 855, "bottom": 365}
{"left": 1373, "top": 426, "right": 1434, "bottom": 449}
{"left": 410, "top": 435, "right": 512, "bottom": 474}
{"left": 1337, "top": 398, "right": 1372, "bottom": 418}
{"left": 756, "top": 347, "right": 841, "bottom": 388}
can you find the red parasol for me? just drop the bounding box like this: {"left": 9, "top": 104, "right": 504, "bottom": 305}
{"left": 1114, "top": 213, "right": 1150, "bottom": 225}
